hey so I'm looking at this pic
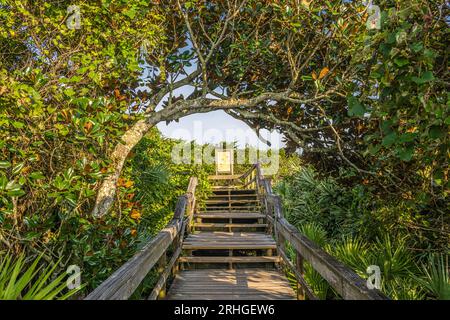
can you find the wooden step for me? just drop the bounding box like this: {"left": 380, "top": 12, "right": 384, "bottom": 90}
{"left": 182, "top": 231, "right": 276, "bottom": 250}
{"left": 208, "top": 194, "right": 258, "bottom": 198}
{"left": 183, "top": 243, "right": 276, "bottom": 250}
{"left": 202, "top": 209, "right": 260, "bottom": 213}
{"left": 205, "top": 199, "right": 259, "bottom": 204}
{"left": 195, "top": 223, "right": 267, "bottom": 228}
{"left": 167, "top": 269, "right": 296, "bottom": 300}
{"left": 195, "top": 213, "right": 265, "bottom": 219}
{"left": 212, "top": 186, "right": 256, "bottom": 194}
{"left": 208, "top": 175, "right": 242, "bottom": 180}
{"left": 179, "top": 256, "right": 280, "bottom": 263}
{"left": 202, "top": 206, "right": 260, "bottom": 210}
{"left": 211, "top": 186, "right": 241, "bottom": 189}
{"left": 200, "top": 211, "right": 261, "bottom": 215}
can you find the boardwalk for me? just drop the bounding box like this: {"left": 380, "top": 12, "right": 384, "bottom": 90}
{"left": 167, "top": 185, "right": 296, "bottom": 300}
{"left": 85, "top": 165, "right": 386, "bottom": 301}
{"left": 168, "top": 269, "right": 295, "bottom": 300}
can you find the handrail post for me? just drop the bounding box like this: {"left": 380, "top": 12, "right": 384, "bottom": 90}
{"left": 296, "top": 253, "right": 305, "bottom": 300}
{"left": 156, "top": 252, "right": 167, "bottom": 299}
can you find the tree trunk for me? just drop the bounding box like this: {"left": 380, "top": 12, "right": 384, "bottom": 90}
{"left": 91, "top": 118, "right": 157, "bottom": 217}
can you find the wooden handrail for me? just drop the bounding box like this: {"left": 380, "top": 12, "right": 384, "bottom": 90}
{"left": 85, "top": 177, "right": 198, "bottom": 300}
{"left": 242, "top": 163, "right": 387, "bottom": 300}
{"left": 87, "top": 164, "right": 387, "bottom": 300}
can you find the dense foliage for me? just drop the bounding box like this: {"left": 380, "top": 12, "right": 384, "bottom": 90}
{"left": 276, "top": 161, "right": 449, "bottom": 300}
{"left": 0, "top": 0, "right": 447, "bottom": 300}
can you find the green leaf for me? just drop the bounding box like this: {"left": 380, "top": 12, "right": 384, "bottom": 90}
{"left": 397, "top": 146, "right": 414, "bottom": 161}
{"left": 412, "top": 71, "right": 435, "bottom": 84}
{"left": 0, "top": 174, "right": 7, "bottom": 190}
{"left": 29, "top": 172, "right": 45, "bottom": 180}
{"left": 6, "top": 189, "right": 26, "bottom": 197}
{"left": 368, "top": 144, "right": 382, "bottom": 155}
{"left": 12, "top": 121, "right": 25, "bottom": 129}
{"left": 394, "top": 58, "right": 409, "bottom": 67}
{"left": 63, "top": 88, "right": 75, "bottom": 97}
{"left": 398, "top": 133, "right": 417, "bottom": 143}
{"left": 411, "top": 42, "right": 423, "bottom": 53}
{"left": 428, "top": 126, "right": 445, "bottom": 139}
{"left": 382, "top": 132, "right": 397, "bottom": 146}
{"left": 0, "top": 161, "right": 11, "bottom": 169}
{"left": 433, "top": 171, "right": 444, "bottom": 186}
{"left": 12, "top": 162, "right": 24, "bottom": 175}
{"left": 124, "top": 7, "right": 136, "bottom": 19}
{"left": 347, "top": 96, "right": 366, "bottom": 117}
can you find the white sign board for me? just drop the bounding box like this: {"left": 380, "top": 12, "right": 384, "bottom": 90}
{"left": 215, "top": 149, "right": 233, "bottom": 175}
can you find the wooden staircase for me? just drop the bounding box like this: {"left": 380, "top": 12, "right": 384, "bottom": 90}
{"left": 181, "top": 188, "right": 277, "bottom": 267}
{"left": 86, "top": 165, "right": 387, "bottom": 301}
{"left": 167, "top": 179, "right": 296, "bottom": 299}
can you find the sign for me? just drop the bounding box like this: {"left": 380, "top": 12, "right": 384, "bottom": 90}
{"left": 215, "top": 149, "right": 233, "bottom": 175}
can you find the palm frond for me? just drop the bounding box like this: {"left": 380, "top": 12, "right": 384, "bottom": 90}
{"left": 414, "top": 254, "right": 450, "bottom": 300}
{"left": 0, "top": 253, "right": 82, "bottom": 300}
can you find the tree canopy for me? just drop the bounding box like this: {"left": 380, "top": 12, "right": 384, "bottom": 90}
{"left": 0, "top": 0, "right": 448, "bottom": 298}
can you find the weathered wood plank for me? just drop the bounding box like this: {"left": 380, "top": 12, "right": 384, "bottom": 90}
{"left": 178, "top": 256, "right": 280, "bottom": 263}
{"left": 205, "top": 199, "right": 259, "bottom": 204}
{"left": 148, "top": 246, "right": 182, "bottom": 300}
{"left": 208, "top": 175, "right": 242, "bottom": 180}
{"left": 278, "top": 247, "right": 317, "bottom": 300}
{"left": 183, "top": 244, "right": 276, "bottom": 250}
{"left": 195, "top": 223, "right": 267, "bottom": 228}
{"left": 275, "top": 217, "right": 387, "bottom": 300}
{"left": 167, "top": 269, "right": 296, "bottom": 300}
{"left": 85, "top": 196, "right": 189, "bottom": 300}
{"left": 85, "top": 219, "right": 182, "bottom": 300}
{"left": 195, "top": 213, "right": 265, "bottom": 218}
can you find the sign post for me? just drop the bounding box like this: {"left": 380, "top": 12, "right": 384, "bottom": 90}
{"left": 215, "top": 149, "right": 234, "bottom": 175}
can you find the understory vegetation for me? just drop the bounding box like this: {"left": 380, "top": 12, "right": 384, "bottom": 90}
{"left": 0, "top": 128, "right": 212, "bottom": 298}
{"left": 275, "top": 160, "right": 449, "bottom": 300}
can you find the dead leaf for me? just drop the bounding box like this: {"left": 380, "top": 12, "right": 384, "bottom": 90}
{"left": 84, "top": 121, "right": 93, "bottom": 132}
{"left": 287, "top": 106, "right": 293, "bottom": 115}
{"left": 406, "top": 127, "right": 418, "bottom": 133}
{"left": 124, "top": 180, "right": 133, "bottom": 188}
{"left": 319, "top": 67, "right": 330, "bottom": 79}
{"left": 130, "top": 209, "right": 141, "bottom": 220}
{"left": 114, "top": 88, "right": 126, "bottom": 101}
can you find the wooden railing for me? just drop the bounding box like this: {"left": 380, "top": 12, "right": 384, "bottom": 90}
{"left": 85, "top": 177, "right": 198, "bottom": 300}
{"left": 241, "top": 163, "right": 387, "bottom": 300}
{"left": 86, "top": 164, "right": 387, "bottom": 300}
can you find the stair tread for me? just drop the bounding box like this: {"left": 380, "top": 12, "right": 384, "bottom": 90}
{"left": 183, "top": 231, "right": 276, "bottom": 249}
{"left": 212, "top": 188, "right": 257, "bottom": 192}
{"left": 179, "top": 256, "right": 280, "bottom": 263}
{"left": 195, "top": 223, "right": 267, "bottom": 228}
{"left": 195, "top": 212, "right": 265, "bottom": 218}
{"left": 205, "top": 199, "right": 259, "bottom": 203}
{"left": 167, "top": 269, "right": 296, "bottom": 300}
{"left": 208, "top": 194, "right": 258, "bottom": 198}
{"left": 203, "top": 207, "right": 260, "bottom": 210}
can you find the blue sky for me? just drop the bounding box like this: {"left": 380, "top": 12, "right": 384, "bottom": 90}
{"left": 157, "top": 109, "right": 285, "bottom": 150}
{"left": 153, "top": 82, "right": 285, "bottom": 151}
{"left": 139, "top": 42, "right": 285, "bottom": 150}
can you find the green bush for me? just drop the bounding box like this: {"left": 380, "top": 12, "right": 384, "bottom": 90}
{"left": 276, "top": 165, "right": 449, "bottom": 300}
{"left": 414, "top": 254, "right": 450, "bottom": 300}
{"left": 276, "top": 166, "right": 375, "bottom": 240}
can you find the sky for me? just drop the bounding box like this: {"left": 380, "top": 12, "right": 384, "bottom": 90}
{"left": 154, "top": 83, "right": 285, "bottom": 151}
{"left": 157, "top": 109, "right": 285, "bottom": 150}
{"left": 138, "top": 42, "right": 285, "bottom": 151}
